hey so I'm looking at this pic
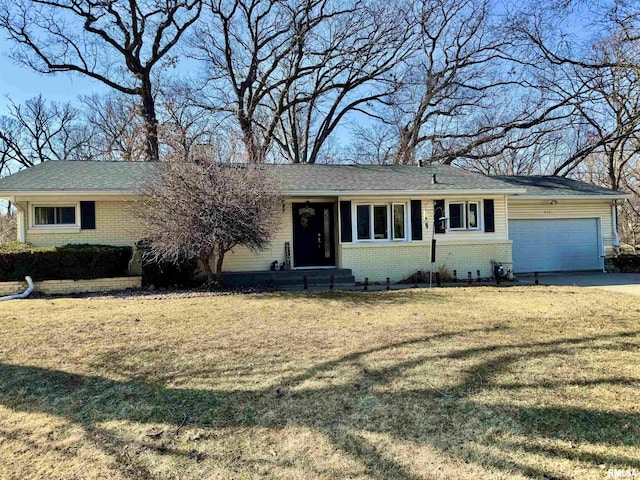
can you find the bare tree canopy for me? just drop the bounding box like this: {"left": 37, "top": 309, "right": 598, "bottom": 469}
{"left": 0, "top": 0, "right": 202, "bottom": 161}
{"left": 0, "top": 95, "right": 89, "bottom": 176}
{"left": 134, "top": 149, "right": 283, "bottom": 283}
{"left": 188, "top": 0, "right": 412, "bottom": 164}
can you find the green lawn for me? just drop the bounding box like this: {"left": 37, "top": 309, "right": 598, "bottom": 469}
{"left": 0, "top": 287, "right": 638, "bottom": 479}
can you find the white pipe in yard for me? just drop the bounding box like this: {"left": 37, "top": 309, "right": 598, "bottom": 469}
{"left": 0, "top": 276, "right": 34, "bottom": 301}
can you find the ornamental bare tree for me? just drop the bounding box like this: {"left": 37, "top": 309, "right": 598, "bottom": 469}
{"left": 134, "top": 151, "right": 283, "bottom": 284}
{"left": 0, "top": 0, "right": 202, "bottom": 161}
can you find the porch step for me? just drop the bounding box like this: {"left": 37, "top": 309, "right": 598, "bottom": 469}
{"left": 222, "top": 268, "right": 355, "bottom": 288}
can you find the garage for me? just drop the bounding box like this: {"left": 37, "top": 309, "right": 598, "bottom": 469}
{"left": 509, "top": 218, "right": 602, "bottom": 273}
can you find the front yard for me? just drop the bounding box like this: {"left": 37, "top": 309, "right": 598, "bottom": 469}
{"left": 0, "top": 287, "right": 638, "bottom": 479}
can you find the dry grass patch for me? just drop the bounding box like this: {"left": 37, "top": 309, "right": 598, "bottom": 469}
{"left": 0, "top": 286, "right": 639, "bottom": 479}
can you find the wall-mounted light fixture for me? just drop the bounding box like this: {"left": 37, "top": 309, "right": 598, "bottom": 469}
{"left": 549, "top": 200, "right": 558, "bottom": 205}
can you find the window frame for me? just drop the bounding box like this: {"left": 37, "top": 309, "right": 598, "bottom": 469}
{"left": 466, "top": 201, "right": 480, "bottom": 230}
{"left": 447, "top": 200, "right": 482, "bottom": 232}
{"left": 353, "top": 202, "right": 409, "bottom": 243}
{"left": 30, "top": 203, "right": 80, "bottom": 230}
{"left": 392, "top": 203, "right": 406, "bottom": 241}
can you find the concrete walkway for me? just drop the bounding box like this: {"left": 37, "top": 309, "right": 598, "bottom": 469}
{"left": 518, "top": 272, "right": 640, "bottom": 295}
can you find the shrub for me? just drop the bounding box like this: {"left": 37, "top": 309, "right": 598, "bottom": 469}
{"left": 0, "top": 243, "right": 132, "bottom": 281}
{"left": 619, "top": 244, "right": 636, "bottom": 255}
{"left": 609, "top": 254, "right": 640, "bottom": 273}
{"left": 135, "top": 239, "right": 198, "bottom": 288}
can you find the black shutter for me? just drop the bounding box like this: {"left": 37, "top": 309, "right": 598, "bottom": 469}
{"left": 483, "top": 199, "right": 495, "bottom": 233}
{"left": 410, "top": 200, "right": 422, "bottom": 240}
{"left": 434, "top": 199, "right": 446, "bottom": 233}
{"left": 80, "top": 201, "right": 96, "bottom": 230}
{"left": 339, "top": 200, "right": 352, "bottom": 242}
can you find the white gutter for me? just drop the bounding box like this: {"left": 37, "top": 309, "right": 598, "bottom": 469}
{"left": 0, "top": 190, "right": 136, "bottom": 198}
{"left": 0, "top": 276, "right": 34, "bottom": 301}
{"left": 10, "top": 196, "right": 26, "bottom": 243}
{"left": 511, "top": 194, "right": 630, "bottom": 200}
{"left": 612, "top": 201, "right": 621, "bottom": 250}
{"left": 284, "top": 188, "right": 528, "bottom": 197}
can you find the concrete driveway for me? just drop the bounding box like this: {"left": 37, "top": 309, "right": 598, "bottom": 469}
{"left": 518, "top": 272, "right": 640, "bottom": 295}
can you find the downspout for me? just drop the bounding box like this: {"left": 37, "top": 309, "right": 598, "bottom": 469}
{"left": 0, "top": 276, "right": 34, "bottom": 301}
{"left": 10, "top": 196, "right": 26, "bottom": 243}
{"left": 612, "top": 201, "right": 620, "bottom": 255}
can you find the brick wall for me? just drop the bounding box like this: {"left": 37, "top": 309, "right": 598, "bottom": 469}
{"left": 23, "top": 200, "right": 141, "bottom": 247}
{"left": 340, "top": 241, "right": 512, "bottom": 283}
{"left": 0, "top": 276, "right": 141, "bottom": 296}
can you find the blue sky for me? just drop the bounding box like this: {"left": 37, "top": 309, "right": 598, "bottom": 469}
{"left": 0, "top": 37, "right": 107, "bottom": 110}
{"left": 0, "top": 2, "right": 597, "bottom": 116}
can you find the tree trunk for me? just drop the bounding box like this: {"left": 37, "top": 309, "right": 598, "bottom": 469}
{"left": 215, "top": 251, "right": 225, "bottom": 285}
{"left": 200, "top": 255, "right": 214, "bottom": 283}
{"left": 141, "top": 76, "right": 160, "bottom": 162}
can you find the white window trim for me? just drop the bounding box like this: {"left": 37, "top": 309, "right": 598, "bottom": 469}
{"left": 467, "top": 201, "right": 480, "bottom": 230}
{"left": 392, "top": 203, "right": 407, "bottom": 241}
{"left": 353, "top": 202, "right": 409, "bottom": 243}
{"left": 446, "top": 200, "right": 482, "bottom": 232}
{"left": 29, "top": 202, "right": 81, "bottom": 231}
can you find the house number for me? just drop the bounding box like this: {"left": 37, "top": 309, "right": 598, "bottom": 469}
{"left": 543, "top": 210, "right": 552, "bottom": 214}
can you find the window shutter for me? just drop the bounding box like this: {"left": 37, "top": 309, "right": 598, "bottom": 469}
{"left": 410, "top": 200, "right": 422, "bottom": 240}
{"left": 483, "top": 199, "right": 495, "bottom": 233}
{"left": 434, "top": 199, "right": 446, "bottom": 234}
{"left": 339, "top": 201, "right": 352, "bottom": 242}
{"left": 80, "top": 201, "right": 96, "bottom": 230}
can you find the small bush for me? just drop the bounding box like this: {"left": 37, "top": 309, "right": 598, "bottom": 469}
{"left": 136, "top": 239, "right": 198, "bottom": 288}
{"left": 0, "top": 243, "right": 133, "bottom": 281}
{"left": 609, "top": 254, "right": 640, "bottom": 273}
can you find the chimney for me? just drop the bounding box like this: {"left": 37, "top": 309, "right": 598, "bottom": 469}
{"left": 418, "top": 159, "right": 423, "bottom": 167}
{"left": 432, "top": 173, "right": 437, "bottom": 184}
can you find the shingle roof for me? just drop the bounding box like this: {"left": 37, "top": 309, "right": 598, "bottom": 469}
{"left": 0, "top": 161, "right": 524, "bottom": 195}
{"left": 492, "top": 175, "right": 627, "bottom": 198}
{"left": 0, "top": 161, "right": 159, "bottom": 193}
{"left": 0, "top": 161, "right": 625, "bottom": 198}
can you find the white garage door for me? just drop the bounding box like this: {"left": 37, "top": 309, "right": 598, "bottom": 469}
{"left": 509, "top": 218, "right": 601, "bottom": 273}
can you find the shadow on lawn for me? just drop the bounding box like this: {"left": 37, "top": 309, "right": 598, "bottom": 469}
{"left": 0, "top": 329, "right": 639, "bottom": 479}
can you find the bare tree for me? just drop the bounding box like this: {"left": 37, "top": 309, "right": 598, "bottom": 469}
{"left": 0, "top": 0, "right": 202, "bottom": 161}
{"left": 359, "top": 0, "right": 573, "bottom": 166}
{"left": 81, "top": 93, "right": 147, "bottom": 162}
{"left": 134, "top": 150, "right": 283, "bottom": 283}
{"left": 190, "top": 0, "right": 411, "bottom": 163}
{"left": 0, "top": 95, "right": 89, "bottom": 176}
{"left": 0, "top": 211, "right": 16, "bottom": 244}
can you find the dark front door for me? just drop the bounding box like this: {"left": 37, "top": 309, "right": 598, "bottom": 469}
{"left": 292, "top": 203, "right": 336, "bottom": 267}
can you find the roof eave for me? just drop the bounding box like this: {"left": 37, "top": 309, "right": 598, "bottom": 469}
{"left": 512, "top": 194, "right": 630, "bottom": 200}
{"left": 284, "top": 188, "right": 527, "bottom": 196}
{"left": 0, "top": 190, "right": 139, "bottom": 198}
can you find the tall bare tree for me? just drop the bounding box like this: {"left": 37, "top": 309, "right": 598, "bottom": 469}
{"left": 367, "top": 0, "right": 573, "bottom": 166}
{"left": 189, "top": 0, "right": 411, "bottom": 163}
{"left": 0, "top": 0, "right": 202, "bottom": 161}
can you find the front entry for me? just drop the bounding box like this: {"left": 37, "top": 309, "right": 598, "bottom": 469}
{"left": 292, "top": 203, "right": 336, "bottom": 267}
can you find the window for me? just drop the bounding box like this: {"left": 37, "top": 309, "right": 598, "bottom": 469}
{"left": 448, "top": 202, "right": 480, "bottom": 230}
{"left": 373, "top": 205, "right": 388, "bottom": 239}
{"left": 449, "top": 203, "right": 464, "bottom": 229}
{"left": 357, "top": 205, "right": 371, "bottom": 240}
{"left": 34, "top": 206, "right": 76, "bottom": 226}
{"left": 468, "top": 202, "right": 478, "bottom": 229}
{"left": 393, "top": 204, "right": 405, "bottom": 240}
{"left": 355, "top": 203, "right": 407, "bottom": 241}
